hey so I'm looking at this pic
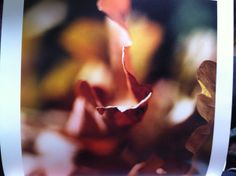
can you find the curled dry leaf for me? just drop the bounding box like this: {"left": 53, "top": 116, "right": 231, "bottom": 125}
{"left": 65, "top": 50, "right": 152, "bottom": 151}
{"left": 97, "top": 47, "right": 152, "bottom": 129}
{"left": 196, "top": 60, "right": 216, "bottom": 122}
{"left": 65, "top": 1, "right": 152, "bottom": 155}
{"left": 186, "top": 60, "right": 216, "bottom": 154}
{"left": 100, "top": 0, "right": 132, "bottom": 98}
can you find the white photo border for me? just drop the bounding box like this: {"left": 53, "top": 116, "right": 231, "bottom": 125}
{"left": 0, "top": 0, "right": 25, "bottom": 176}
{"left": 206, "top": 0, "right": 234, "bottom": 175}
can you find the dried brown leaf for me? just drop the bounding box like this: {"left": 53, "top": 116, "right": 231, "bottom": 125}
{"left": 196, "top": 60, "right": 216, "bottom": 126}
{"left": 185, "top": 122, "right": 213, "bottom": 154}
{"left": 186, "top": 60, "right": 216, "bottom": 154}
{"left": 96, "top": 47, "right": 152, "bottom": 128}
{"left": 197, "top": 60, "right": 216, "bottom": 98}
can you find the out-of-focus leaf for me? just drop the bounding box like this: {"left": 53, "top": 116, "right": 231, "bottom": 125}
{"left": 40, "top": 59, "right": 80, "bottom": 100}
{"left": 76, "top": 60, "right": 112, "bottom": 92}
{"left": 75, "top": 80, "right": 101, "bottom": 107}
{"left": 129, "top": 17, "right": 163, "bottom": 81}
{"left": 21, "top": 76, "right": 40, "bottom": 108}
{"left": 97, "top": 0, "right": 130, "bottom": 29}
{"left": 60, "top": 19, "right": 108, "bottom": 59}
{"left": 185, "top": 122, "right": 212, "bottom": 154}
{"left": 65, "top": 90, "right": 106, "bottom": 139}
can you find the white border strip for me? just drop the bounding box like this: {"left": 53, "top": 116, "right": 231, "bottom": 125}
{"left": 0, "top": 0, "right": 25, "bottom": 176}
{"left": 206, "top": 0, "right": 233, "bottom": 175}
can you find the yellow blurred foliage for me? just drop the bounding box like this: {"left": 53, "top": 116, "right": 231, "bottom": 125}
{"left": 21, "top": 75, "right": 40, "bottom": 108}
{"left": 40, "top": 59, "right": 80, "bottom": 100}
{"left": 60, "top": 19, "right": 108, "bottom": 60}
{"left": 129, "top": 17, "right": 163, "bottom": 81}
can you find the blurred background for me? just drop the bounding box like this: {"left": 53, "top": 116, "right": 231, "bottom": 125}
{"left": 21, "top": 0, "right": 216, "bottom": 110}
{"left": 21, "top": 0, "right": 217, "bottom": 175}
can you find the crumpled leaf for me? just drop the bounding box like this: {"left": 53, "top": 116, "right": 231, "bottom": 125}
{"left": 97, "top": 2, "right": 152, "bottom": 127}
{"left": 97, "top": 93, "right": 151, "bottom": 128}
{"left": 96, "top": 47, "right": 152, "bottom": 129}
{"left": 66, "top": 51, "right": 152, "bottom": 133}
{"left": 64, "top": 0, "right": 152, "bottom": 157}
{"left": 65, "top": 70, "right": 151, "bottom": 155}
{"left": 186, "top": 60, "right": 216, "bottom": 154}
{"left": 196, "top": 60, "right": 216, "bottom": 122}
